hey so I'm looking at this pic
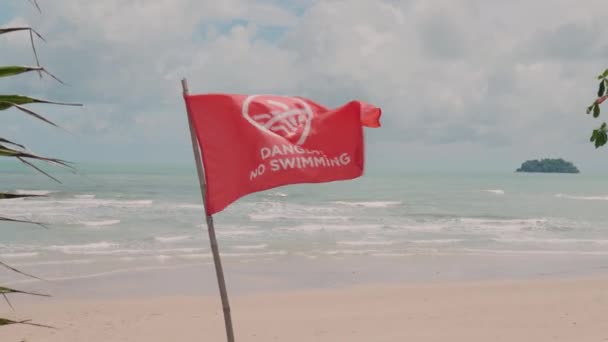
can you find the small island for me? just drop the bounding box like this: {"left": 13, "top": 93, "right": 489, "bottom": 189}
{"left": 516, "top": 158, "right": 580, "bottom": 173}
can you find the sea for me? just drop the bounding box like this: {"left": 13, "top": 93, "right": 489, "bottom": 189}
{"left": 1, "top": 162, "right": 608, "bottom": 292}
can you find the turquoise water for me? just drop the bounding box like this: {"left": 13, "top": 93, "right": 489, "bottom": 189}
{"left": 1, "top": 162, "right": 608, "bottom": 283}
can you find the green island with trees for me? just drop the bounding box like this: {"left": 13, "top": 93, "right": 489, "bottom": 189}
{"left": 516, "top": 158, "right": 580, "bottom": 174}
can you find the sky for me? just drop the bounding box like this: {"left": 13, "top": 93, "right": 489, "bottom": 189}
{"left": 1, "top": 0, "right": 608, "bottom": 173}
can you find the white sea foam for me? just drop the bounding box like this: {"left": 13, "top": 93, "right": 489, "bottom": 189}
{"left": 217, "top": 230, "right": 260, "bottom": 237}
{"left": 267, "top": 192, "right": 288, "bottom": 197}
{"left": 462, "top": 248, "right": 608, "bottom": 256}
{"left": 223, "top": 251, "right": 288, "bottom": 258}
{"left": 337, "top": 240, "right": 394, "bottom": 246}
{"left": 284, "top": 224, "right": 382, "bottom": 233}
{"left": 80, "top": 219, "right": 121, "bottom": 227}
{"left": 11, "top": 259, "right": 95, "bottom": 267}
{"left": 157, "top": 248, "right": 204, "bottom": 254}
{"left": 70, "top": 249, "right": 146, "bottom": 256}
{"left": 325, "top": 249, "right": 381, "bottom": 255}
{"left": 233, "top": 244, "right": 268, "bottom": 250}
{"left": 178, "top": 253, "right": 210, "bottom": 259}
{"left": 47, "top": 242, "right": 118, "bottom": 253}
{"left": 410, "top": 239, "right": 464, "bottom": 244}
{"left": 49, "top": 199, "right": 153, "bottom": 208}
{"left": 74, "top": 194, "right": 95, "bottom": 199}
{"left": 0, "top": 252, "right": 39, "bottom": 259}
{"left": 556, "top": 194, "right": 608, "bottom": 201}
{"left": 176, "top": 204, "right": 204, "bottom": 209}
{"left": 483, "top": 189, "right": 505, "bottom": 195}
{"left": 333, "top": 201, "right": 401, "bottom": 208}
{"left": 395, "top": 223, "right": 446, "bottom": 232}
{"left": 156, "top": 255, "right": 172, "bottom": 262}
{"left": 154, "top": 235, "right": 191, "bottom": 243}
{"left": 249, "top": 213, "right": 348, "bottom": 221}
{"left": 15, "top": 190, "right": 53, "bottom": 196}
{"left": 493, "top": 237, "right": 608, "bottom": 245}
{"left": 458, "top": 218, "right": 548, "bottom": 232}
{"left": 371, "top": 252, "right": 413, "bottom": 257}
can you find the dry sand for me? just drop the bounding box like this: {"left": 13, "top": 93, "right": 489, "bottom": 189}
{"left": 3, "top": 276, "right": 608, "bottom": 342}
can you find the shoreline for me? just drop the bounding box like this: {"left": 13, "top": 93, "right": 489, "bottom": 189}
{"left": 4, "top": 275, "right": 608, "bottom": 342}
{"left": 5, "top": 253, "right": 608, "bottom": 299}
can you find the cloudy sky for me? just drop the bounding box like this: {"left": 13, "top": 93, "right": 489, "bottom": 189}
{"left": 1, "top": 0, "right": 608, "bottom": 172}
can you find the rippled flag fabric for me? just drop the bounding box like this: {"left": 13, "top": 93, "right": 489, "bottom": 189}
{"left": 184, "top": 93, "right": 381, "bottom": 215}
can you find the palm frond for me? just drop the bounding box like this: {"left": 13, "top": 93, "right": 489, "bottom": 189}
{"left": 0, "top": 261, "right": 43, "bottom": 281}
{"left": 0, "top": 66, "right": 64, "bottom": 84}
{"left": 0, "top": 216, "right": 45, "bottom": 227}
{"left": 0, "top": 192, "right": 44, "bottom": 199}
{"left": 0, "top": 137, "right": 25, "bottom": 149}
{"left": 0, "top": 318, "right": 53, "bottom": 329}
{"left": 0, "top": 27, "right": 45, "bottom": 41}
{"left": 0, "top": 286, "right": 49, "bottom": 297}
{"left": 27, "top": 0, "right": 42, "bottom": 13}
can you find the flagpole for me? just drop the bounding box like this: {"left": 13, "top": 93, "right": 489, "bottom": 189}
{"left": 181, "top": 78, "right": 236, "bottom": 342}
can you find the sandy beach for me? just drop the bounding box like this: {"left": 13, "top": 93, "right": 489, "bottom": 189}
{"left": 3, "top": 276, "right": 607, "bottom": 342}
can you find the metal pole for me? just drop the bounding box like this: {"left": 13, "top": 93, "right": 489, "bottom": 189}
{"left": 181, "top": 78, "right": 236, "bottom": 342}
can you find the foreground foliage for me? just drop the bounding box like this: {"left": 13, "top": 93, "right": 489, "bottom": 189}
{"left": 586, "top": 69, "right": 608, "bottom": 148}
{"left": 1, "top": 0, "right": 80, "bottom": 332}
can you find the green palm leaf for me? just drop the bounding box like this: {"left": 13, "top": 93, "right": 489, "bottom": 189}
{"left": 0, "top": 143, "right": 73, "bottom": 183}
{"left": 0, "top": 193, "right": 43, "bottom": 199}
{"left": 0, "top": 216, "right": 44, "bottom": 226}
{"left": 0, "top": 318, "right": 53, "bottom": 329}
{"left": 0, "top": 66, "right": 64, "bottom": 84}
{"left": 0, "top": 286, "right": 48, "bottom": 297}
{"left": 0, "top": 95, "right": 80, "bottom": 107}
{"left": 0, "top": 95, "right": 82, "bottom": 128}
{"left": 0, "top": 286, "right": 49, "bottom": 311}
{"left": 0, "top": 27, "right": 44, "bottom": 41}
{"left": 0, "top": 261, "right": 43, "bottom": 280}
{"left": 27, "top": 0, "right": 41, "bottom": 13}
{"left": 0, "top": 137, "right": 25, "bottom": 149}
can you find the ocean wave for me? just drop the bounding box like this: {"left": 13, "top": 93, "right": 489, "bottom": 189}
{"left": 396, "top": 223, "right": 446, "bottom": 232}
{"left": 556, "top": 194, "right": 608, "bottom": 201}
{"left": 462, "top": 248, "right": 608, "bottom": 256}
{"left": 0, "top": 252, "right": 39, "bottom": 259}
{"left": 74, "top": 194, "right": 95, "bottom": 199}
{"left": 458, "top": 217, "right": 548, "bottom": 232}
{"left": 157, "top": 248, "right": 204, "bottom": 254}
{"left": 177, "top": 253, "right": 211, "bottom": 259}
{"left": 332, "top": 201, "right": 401, "bottom": 208}
{"left": 47, "top": 242, "right": 118, "bottom": 253}
{"left": 175, "top": 204, "right": 204, "bottom": 209}
{"left": 80, "top": 219, "right": 121, "bottom": 227}
{"left": 493, "top": 237, "right": 608, "bottom": 245}
{"left": 249, "top": 213, "right": 348, "bottom": 222}
{"left": 222, "top": 251, "right": 288, "bottom": 258}
{"left": 284, "top": 224, "right": 382, "bottom": 233}
{"left": 11, "top": 259, "right": 96, "bottom": 267}
{"left": 233, "top": 244, "right": 268, "bottom": 250}
{"left": 216, "top": 230, "right": 261, "bottom": 237}
{"left": 410, "top": 239, "right": 464, "bottom": 245}
{"left": 69, "top": 249, "right": 147, "bottom": 256}
{"left": 325, "top": 249, "right": 382, "bottom": 255}
{"left": 483, "top": 189, "right": 505, "bottom": 195}
{"left": 337, "top": 240, "right": 394, "bottom": 246}
{"left": 154, "top": 235, "right": 192, "bottom": 243}
{"left": 15, "top": 189, "right": 54, "bottom": 196}
{"left": 371, "top": 252, "right": 413, "bottom": 257}
{"left": 266, "top": 192, "right": 288, "bottom": 197}
{"left": 156, "top": 255, "right": 172, "bottom": 262}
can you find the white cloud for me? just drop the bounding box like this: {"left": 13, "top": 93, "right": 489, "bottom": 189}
{"left": 2, "top": 0, "right": 608, "bottom": 169}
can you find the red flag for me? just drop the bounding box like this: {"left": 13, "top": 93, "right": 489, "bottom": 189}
{"left": 184, "top": 93, "right": 381, "bottom": 215}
